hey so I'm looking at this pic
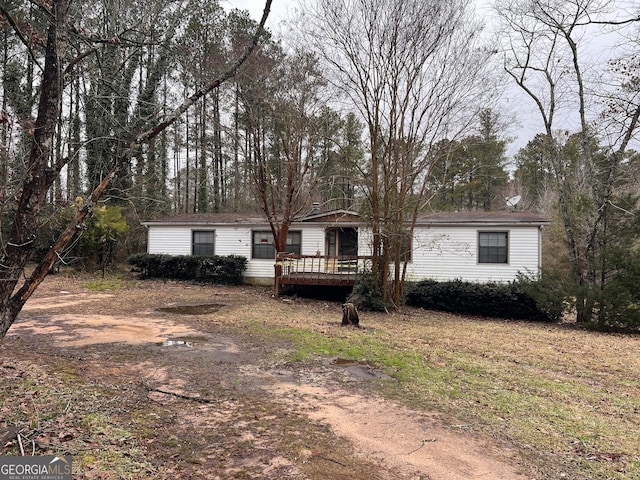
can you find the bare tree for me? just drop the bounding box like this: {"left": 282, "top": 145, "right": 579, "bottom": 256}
{"left": 300, "top": 0, "right": 496, "bottom": 306}
{"left": 0, "top": 0, "right": 272, "bottom": 338}
{"left": 496, "top": 0, "right": 640, "bottom": 324}
{"left": 242, "top": 49, "right": 328, "bottom": 253}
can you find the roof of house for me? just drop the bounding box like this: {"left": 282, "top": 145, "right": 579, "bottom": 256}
{"left": 415, "top": 211, "right": 549, "bottom": 226}
{"left": 141, "top": 213, "right": 267, "bottom": 226}
{"left": 142, "top": 210, "right": 548, "bottom": 227}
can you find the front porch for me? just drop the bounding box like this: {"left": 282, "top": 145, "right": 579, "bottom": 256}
{"left": 274, "top": 253, "right": 373, "bottom": 295}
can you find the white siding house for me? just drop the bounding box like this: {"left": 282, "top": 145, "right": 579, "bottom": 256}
{"left": 141, "top": 211, "right": 548, "bottom": 285}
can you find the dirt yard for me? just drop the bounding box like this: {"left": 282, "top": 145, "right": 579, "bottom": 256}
{"left": 2, "top": 273, "right": 536, "bottom": 479}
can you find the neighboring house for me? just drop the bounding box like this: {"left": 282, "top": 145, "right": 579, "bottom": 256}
{"left": 141, "top": 210, "right": 549, "bottom": 286}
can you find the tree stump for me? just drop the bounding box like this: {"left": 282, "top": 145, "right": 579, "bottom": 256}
{"left": 341, "top": 302, "right": 360, "bottom": 327}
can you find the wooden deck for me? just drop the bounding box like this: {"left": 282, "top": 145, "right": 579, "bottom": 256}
{"left": 274, "top": 254, "right": 373, "bottom": 294}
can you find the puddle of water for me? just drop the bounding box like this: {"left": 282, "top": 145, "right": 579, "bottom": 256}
{"left": 161, "top": 336, "right": 209, "bottom": 347}
{"left": 157, "top": 304, "right": 223, "bottom": 315}
{"left": 331, "top": 358, "right": 378, "bottom": 368}
{"left": 331, "top": 357, "right": 391, "bottom": 381}
{"left": 162, "top": 339, "right": 193, "bottom": 347}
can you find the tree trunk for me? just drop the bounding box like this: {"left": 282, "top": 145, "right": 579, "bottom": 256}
{"left": 0, "top": 29, "right": 8, "bottom": 210}
{"left": 341, "top": 302, "right": 360, "bottom": 327}
{"left": 233, "top": 84, "right": 241, "bottom": 208}
{"left": 0, "top": 0, "right": 70, "bottom": 338}
{"left": 197, "top": 97, "right": 208, "bottom": 212}
{"left": 67, "top": 77, "right": 82, "bottom": 199}
{"left": 213, "top": 88, "right": 223, "bottom": 212}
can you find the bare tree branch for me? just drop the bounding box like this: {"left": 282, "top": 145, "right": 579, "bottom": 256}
{"left": 0, "top": 2, "right": 43, "bottom": 70}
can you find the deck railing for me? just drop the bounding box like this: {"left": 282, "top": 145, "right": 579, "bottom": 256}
{"left": 274, "top": 253, "right": 373, "bottom": 294}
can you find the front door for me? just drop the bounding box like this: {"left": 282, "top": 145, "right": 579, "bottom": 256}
{"left": 325, "top": 228, "right": 358, "bottom": 257}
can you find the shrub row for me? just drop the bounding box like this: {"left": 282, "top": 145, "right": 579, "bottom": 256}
{"left": 128, "top": 253, "right": 247, "bottom": 285}
{"left": 405, "top": 279, "right": 557, "bottom": 322}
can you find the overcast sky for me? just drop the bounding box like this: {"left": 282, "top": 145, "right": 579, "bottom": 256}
{"left": 222, "top": 0, "right": 294, "bottom": 28}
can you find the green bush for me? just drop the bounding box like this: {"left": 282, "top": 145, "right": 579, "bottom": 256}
{"left": 348, "top": 273, "right": 390, "bottom": 312}
{"left": 594, "top": 249, "right": 640, "bottom": 332}
{"left": 128, "top": 253, "right": 247, "bottom": 285}
{"left": 516, "top": 271, "right": 566, "bottom": 323}
{"left": 405, "top": 278, "right": 557, "bottom": 322}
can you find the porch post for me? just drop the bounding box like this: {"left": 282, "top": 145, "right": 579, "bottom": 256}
{"left": 274, "top": 263, "right": 282, "bottom": 297}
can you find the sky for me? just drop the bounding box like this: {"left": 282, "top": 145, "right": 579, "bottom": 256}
{"left": 222, "top": 0, "right": 294, "bottom": 28}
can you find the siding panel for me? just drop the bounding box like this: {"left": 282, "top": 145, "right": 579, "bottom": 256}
{"left": 145, "top": 220, "right": 543, "bottom": 284}
{"left": 408, "top": 226, "right": 541, "bottom": 282}
{"left": 147, "top": 226, "right": 193, "bottom": 255}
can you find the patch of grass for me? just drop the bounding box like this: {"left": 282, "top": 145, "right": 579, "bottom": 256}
{"left": 82, "top": 271, "right": 137, "bottom": 291}
{"left": 83, "top": 276, "right": 124, "bottom": 291}
{"left": 0, "top": 359, "right": 155, "bottom": 478}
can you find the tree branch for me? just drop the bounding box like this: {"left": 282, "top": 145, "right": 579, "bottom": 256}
{"left": 0, "top": 3, "right": 43, "bottom": 71}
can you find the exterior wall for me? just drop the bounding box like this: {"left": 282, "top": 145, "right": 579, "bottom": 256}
{"left": 358, "top": 228, "right": 373, "bottom": 256}
{"left": 404, "top": 225, "right": 541, "bottom": 283}
{"left": 146, "top": 223, "right": 329, "bottom": 284}
{"left": 299, "top": 226, "right": 326, "bottom": 256}
{"left": 147, "top": 225, "right": 194, "bottom": 256}
{"left": 146, "top": 222, "right": 542, "bottom": 284}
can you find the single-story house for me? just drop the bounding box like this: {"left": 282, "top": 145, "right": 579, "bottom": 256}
{"left": 141, "top": 210, "right": 549, "bottom": 286}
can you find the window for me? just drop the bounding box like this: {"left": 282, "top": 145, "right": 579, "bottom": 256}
{"left": 252, "top": 231, "right": 301, "bottom": 259}
{"left": 192, "top": 230, "right": 215, "bottom": 256}
{"left": 252, "top": 231, "right": 274, "bottom": 259}
{"left": 478, "top": 231, "right": 508, "bottom": 264}
{"left": 284, "top": 231, "right": 302, "bottom": 254}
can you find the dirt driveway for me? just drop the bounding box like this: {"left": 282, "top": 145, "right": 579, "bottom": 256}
{"left": 1, "top": 274, "right": 531, "bottom": 479}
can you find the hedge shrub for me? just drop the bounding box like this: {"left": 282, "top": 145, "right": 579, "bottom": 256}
{"left": 348, "top": 273, "right": 390, "bottom": 312}
{"left": 405, "top": 278, "right": 556, "bottom": 322}
{"left": 128, "top": 253, "right": 247, "bottom": 285}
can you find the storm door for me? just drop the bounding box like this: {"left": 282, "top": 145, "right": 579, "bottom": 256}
{"left": 325, "top": 227, "right": 358, "bottom": 257}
